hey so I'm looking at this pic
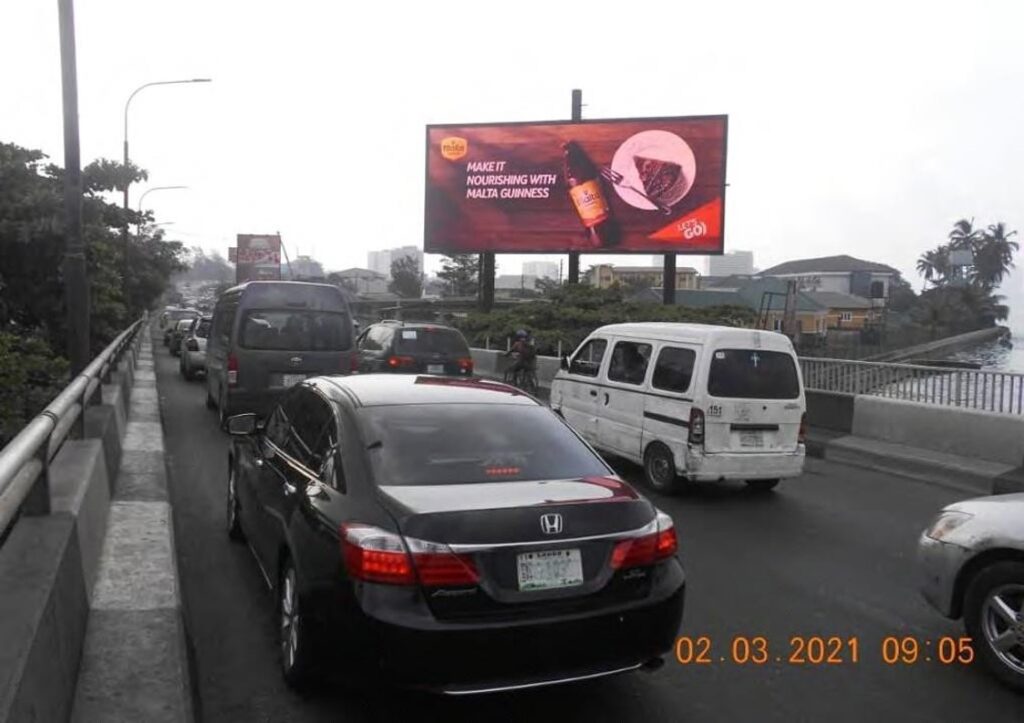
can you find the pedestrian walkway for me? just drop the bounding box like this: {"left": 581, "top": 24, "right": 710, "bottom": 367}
{"left": 71, "top": 338, "right": 192, "bottom": 723}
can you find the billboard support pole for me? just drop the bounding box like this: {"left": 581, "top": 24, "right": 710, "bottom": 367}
{"left": 479, "top": 252, "right": 494, "bottom": 312}
{"left": 566, "top": 88, "right": 583, "bottom": 285}
{"left": 662, "top": 254, "right": 676, "bottom": 305}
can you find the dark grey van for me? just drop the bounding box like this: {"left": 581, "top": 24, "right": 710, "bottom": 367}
{"left": 205, "top": 281, "right": 355, "bottom": 425}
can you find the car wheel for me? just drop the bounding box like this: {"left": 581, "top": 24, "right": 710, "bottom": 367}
{"left": 279, "top": 558, "right": 315, "bottom": 689}
{"left": 218, "top": 393, "right": 229, "bottom": 430}
{"left": 964, "top": 561, "right": 1024, "bottom": 692}
{"left": 205, "top": 389, "right": 216, "bottom": 410}
{"left": 746, "top": 479, "right": 780, "bottom": 492}
{"left": 226, "top": 463, "right": 244, "bottom": 542}
{"left": 643, "top": 442, "right": 679, "bottom": 494}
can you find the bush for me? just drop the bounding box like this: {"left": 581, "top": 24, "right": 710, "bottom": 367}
{"left": 0, "top": 332, "right": 69, "bottom": 447}
{"left": 456, "top": 286, "right": 757, "bottom": 356}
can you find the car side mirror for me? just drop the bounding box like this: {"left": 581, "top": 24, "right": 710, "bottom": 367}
{"left": 226, "top": 413, "right": 258, "bottom": 436}
{"left": 560, "top": 355, "right": 570, "bottom": 371}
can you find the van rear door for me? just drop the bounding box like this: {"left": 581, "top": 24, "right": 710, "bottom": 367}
{"left": 701, "top": 348, "right": 803, "bottom": 453}
{"left": 235, "top": 308, "right": 353, "bottom": 392}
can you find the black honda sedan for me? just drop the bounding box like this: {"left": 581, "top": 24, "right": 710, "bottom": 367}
{"left": 225, "top": 374, "right": 685, "bottom": 694}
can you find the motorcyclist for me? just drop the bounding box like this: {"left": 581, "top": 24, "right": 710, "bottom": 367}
{"left": 506, "top": 329, "right": 537, "bottom": 382}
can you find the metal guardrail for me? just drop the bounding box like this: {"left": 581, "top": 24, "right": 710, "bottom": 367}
{"left": 801, "top": 356, "right": 1024, "bottom": 415}
{"left": 0, "top": 317, "right": 144, "bottom": 541}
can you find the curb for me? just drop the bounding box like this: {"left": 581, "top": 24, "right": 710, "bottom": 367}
{"left": 71, "top": 333, "right": 193, "bottom": 723}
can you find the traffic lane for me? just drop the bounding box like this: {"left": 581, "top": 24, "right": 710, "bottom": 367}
{"left": 610, "top": 456, "right": 1022, "bottom": 721}
{"left": 156, "top": 349, "right": 1021, "bottom": 722}
{"left": 155, "top": 349, "right": 682, "bottom": 722}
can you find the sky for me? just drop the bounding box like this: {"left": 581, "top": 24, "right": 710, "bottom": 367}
{"left": 2, "top": 0, "right": 1022, "bottom": 314}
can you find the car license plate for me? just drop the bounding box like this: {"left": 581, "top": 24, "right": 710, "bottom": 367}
{"left": 516, "top": 549, "right": 583, "bottom": 591}
{"left": 739, "top": 430, "right": 764, "bottom": 448}
{"left": 282, "top": 373, "right": 305, "bottom": 387}
{"left": 427, "top": 364, "right": 445, "bottom": 374}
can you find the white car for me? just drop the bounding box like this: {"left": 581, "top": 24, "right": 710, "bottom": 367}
{"left": 919, "top": 493, "right": 1024, "bottom": 691}
{"left": 179, "top": 316, "right": 212, "bottom": 381}
{"left": 550, "top": 323, "right": 806, "bottom": 493}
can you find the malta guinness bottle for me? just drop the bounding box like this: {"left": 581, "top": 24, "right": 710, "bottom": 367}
{"left": 563, "top": 141, "right": 619, "bottom": 248}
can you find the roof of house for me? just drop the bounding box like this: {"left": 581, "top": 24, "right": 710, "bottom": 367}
{"left": 758, "top": 254, "right": 898, "bottom": 276}
{"left": 804, "top": 291, "right": 873, "bottom": 309}
{"left": 699, "top": 274, "right": 756, "bottom": 290}
{"left": 596, "top": 265, "right": 699, "bottom": 274}
{"left": 734, "top": 278, "right": 825, "bottom": 312}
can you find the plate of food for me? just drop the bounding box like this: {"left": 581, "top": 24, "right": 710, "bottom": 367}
{"left": 609, "top": 130, "right": 697, "bottom": 211}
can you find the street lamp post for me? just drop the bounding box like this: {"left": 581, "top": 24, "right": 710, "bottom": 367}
{"left": 136, "top": 185, "right": 188, "bottom": 237}
{"left": 121, "top": 78, "right": 210, "bottom": 290}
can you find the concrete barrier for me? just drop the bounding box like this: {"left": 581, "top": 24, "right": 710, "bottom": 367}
{"left": 852, "top": 395, "right": 1024, "bottom": 467}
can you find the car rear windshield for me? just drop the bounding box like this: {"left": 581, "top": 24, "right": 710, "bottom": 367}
{"left": 361, "top": 404, "right": 608, "bottom": 486}
{"left": 239, "top": 310, "right": 351, "bottom": 351}
{"left": 195, "top": 319, "right": 212, "bottom": 338}
{"left": 394, "top": 327, "right": 469, "bottom": 356}
{"left": 707, "top": 349, "right": 800, "bottom": 399}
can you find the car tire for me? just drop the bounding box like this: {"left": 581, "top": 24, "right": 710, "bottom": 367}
{"left": 745, "top": 479, "right": 780, "bottom": 492}
{"left": 279, "top": 557, "right": 316, "bottom": 690}
{"left": 205, "top": 389, "right": 216, "bottom": 410}
{"left": 643, "top": 442, "right": 679, "bottom": 494}
{"left": 963, "top": 561, "right": 1024, "bottom": 692}
{"left": 218, "top": 392, "right": 229, "bottom": 430}
{"left": 226, "top": 463, "right": 244, "bottom": 542}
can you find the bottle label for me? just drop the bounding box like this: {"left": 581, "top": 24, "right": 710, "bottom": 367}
{"left": 569, "top": 180, "right": 610, "bottom": 227}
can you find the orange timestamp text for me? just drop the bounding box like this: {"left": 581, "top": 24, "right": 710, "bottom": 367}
{"left": 674, "top": 635, "right": 975, "bottom": 666}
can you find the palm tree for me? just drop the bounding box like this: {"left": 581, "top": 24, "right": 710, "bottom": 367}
{"left": 977, "top": 222, "right": 1020, "bottom": 288}
{"left": 948, "top": 218, "right": 983, "bottom": 250}
{"left": 916, "top": 247, "right": 950, "bottom": 288}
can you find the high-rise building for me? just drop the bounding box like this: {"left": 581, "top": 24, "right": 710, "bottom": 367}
{"left": 522, "top": 261, "right": 559, "bottom": 280}
{"left": 708, "top": 250, "right": 755, "bottom": 277}
{"left": 367, "top": 246, "right": 424, "bottom": 279}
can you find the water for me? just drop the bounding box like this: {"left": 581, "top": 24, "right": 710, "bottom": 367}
{"left": 946, "top": 335, "right": 1024, "bottom": 373}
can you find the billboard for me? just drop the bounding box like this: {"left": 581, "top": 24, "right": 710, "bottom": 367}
{"left": 235, "top": 234, "right": 282, "bottom": 284}
{"left": 425, "top": 115, "right": 727, "bottom": 254}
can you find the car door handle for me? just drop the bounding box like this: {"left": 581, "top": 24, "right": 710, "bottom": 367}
{"left": 589, "top": 390, "right": 598, "bottom": 397}
{"left": 604, "top": 393, "right": 610, "bottom": 405}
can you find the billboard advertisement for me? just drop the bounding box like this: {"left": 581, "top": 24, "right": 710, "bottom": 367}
{"left": 424, "top": 115, "right": 727, "bottom": 254}
{"left": 235, "top": 234, "right": 282, "bottom": 284}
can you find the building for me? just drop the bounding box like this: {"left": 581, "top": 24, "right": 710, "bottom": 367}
{"left": 367, "top": 246, "right": 424, "bottom": 279}
{"left": 804, "top": 291, "right": 876, "bottom": 330}
{"left": 699, "top": 274, "right": 756, "bottom": 291}
{"left": 285, "top": 255, "right": 324, "bottom": 279}
{"left": 521, "top": 261, "right": 559, "bottom": 280}
{"left": 758, "top": 254, "right": 898, "bottom": 306}
{"left": 329, "top": 267, "right": 388, "bottom": 295}
{"left": 586, "top": 264, "right": 699, "bottom": 291}
{"left": 494, "top": 274, "right": 539, "bottom": 298}
{"left": 707, "top": 250, "right": 754, "bottom": 277}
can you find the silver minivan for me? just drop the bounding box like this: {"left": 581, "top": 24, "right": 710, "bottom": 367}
{"left": 205, "top": 281, "right": 356, "bottom": 426}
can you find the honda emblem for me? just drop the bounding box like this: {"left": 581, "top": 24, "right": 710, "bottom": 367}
{"left": 289, "top": 356, "right": 302, "bottom": 366}
{"left": 540, "top": 513, "right": 563, "bottom": 535}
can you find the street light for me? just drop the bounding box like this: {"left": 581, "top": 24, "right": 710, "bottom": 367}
{"left": 121, "top": 78, "right": 210, "bottom": 287}
{"left": 137, "top": 185, "right": 188, "bottom": 237}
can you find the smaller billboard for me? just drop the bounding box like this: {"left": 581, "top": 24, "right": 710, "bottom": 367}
{"left": 235, "top": 234, "right": 282, "bottom": 284}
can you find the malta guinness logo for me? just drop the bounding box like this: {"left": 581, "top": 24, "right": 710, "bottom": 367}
{"left": 440, "top": 137, "right": 468, "bottom": 161}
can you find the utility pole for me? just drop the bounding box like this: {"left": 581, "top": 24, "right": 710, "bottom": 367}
{"left": 58, "top": 0, "right": 89, "bottom": 375}
{"left": 567, "top": 88, "right": 582, "bottom": 285}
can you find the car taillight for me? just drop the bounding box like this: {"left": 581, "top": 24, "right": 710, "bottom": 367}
{"left": 688, "top": 407, "right": 705, "bottom": 445}
{"left": 340, "top": 523, "right": 478, "bottom": 587}
{"left": 349, "top": 354, "right": 359, "bottom": 374}
{"left": 457, "top": 357, "right": 474, "bottom": 374}
{"left": 227, "top": 354, "right": 238, "bottom": 386}
{"left": 611, "top": 511, "right": 677, "bottom": 570}
{"left": 186, "top": 339, "right": 199, "bottom": 352}
{"left": 387, "top": 355, "right": 415, "bottom": 369}
{"left": 798, "top": 413, "right": 807, "bottom": 444}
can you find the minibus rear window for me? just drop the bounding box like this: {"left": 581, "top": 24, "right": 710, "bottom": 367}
{"left": 707, "top": 349, "right": 800, "bottom": 399}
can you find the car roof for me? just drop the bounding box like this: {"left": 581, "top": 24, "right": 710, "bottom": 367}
{"left": 371, "top": 321, "right": 461, "bottom": 332}
{"left": 312, "top": 374, "right": 538, "bottom": 408}
{"left": 591, "top": 322, "right": 795, "bottom": 351}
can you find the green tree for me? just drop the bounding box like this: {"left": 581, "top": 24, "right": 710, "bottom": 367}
{"left": 389, "top": 255, "right": 423, "bottom": 298}
{"left": 0, "top": 332, "right": 69, "bottom": 446}
{"left": 948, "top": 217, "right": 983, "bottom": 250}
{"left": 971, "top": 222, "right": 1019, "bottom": 290}
{"left": 437, "top": 254, "right": 478, "bottom": 297}
{"left": 886, "top": 275, "right": 917, "bottom": 313}
{"left": 916, "top": 247, "right": 950, "bottom": 288}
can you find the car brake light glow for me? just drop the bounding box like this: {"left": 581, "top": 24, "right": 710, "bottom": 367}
{"left": 484, "top": 466, "right": 521, "bottom": 476}
{"left": 798, "top": 413, "right": 807, "bottom": 444}
{"left": 387, "top": 355, "right": 415, "bottom": 369}
{"left": 227, "top": 354, "right": 238, "bottom": 386}
{"left": 457, "top": 357, "right": 474, "bottom": 374}
{"left": 610, "top": 511, "right": 677, "bottom": 570}
{"left": 340, "top": 523, "right": 478, "bottom": 587}
{"left": 688, "top": 408, "right": 705, "bottom": 445}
